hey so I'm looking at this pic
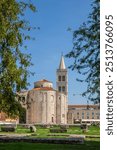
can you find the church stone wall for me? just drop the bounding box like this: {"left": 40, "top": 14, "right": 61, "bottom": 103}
{"left": 56, "top": 93, "right": 67, "bottom": 124}
{"left": 26, "top": 89, "right": 57, "bottom": 124}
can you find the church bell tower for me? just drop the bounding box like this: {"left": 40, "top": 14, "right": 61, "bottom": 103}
{"left": 56, "top": 55, "right": 68, "bottom": 96}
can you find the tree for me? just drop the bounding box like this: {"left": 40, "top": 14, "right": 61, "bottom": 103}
{"left": 66, "top": 0, "right": 100, "bottom": 103}
{"left": 0, "top": 0, "right": 36, "bottom": 117}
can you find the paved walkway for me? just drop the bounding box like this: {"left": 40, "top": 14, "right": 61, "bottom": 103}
{"left": 0, "top": 133, "right": 30, "bottom": 137}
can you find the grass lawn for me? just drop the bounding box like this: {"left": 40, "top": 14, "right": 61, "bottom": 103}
{"left": 15, "top": 125, "right": 100, "bottom": 137}
{"left": 0, "top": 125, "right": 100, "bottom": 150}
{"left": 0, "top": 125, "right": 100, "bottom": 138}
{"left": 67, "top": 125, "right": 100, "bottom": 135}
{"left": 0, "top": 139, "right": 100, "bottom": 150}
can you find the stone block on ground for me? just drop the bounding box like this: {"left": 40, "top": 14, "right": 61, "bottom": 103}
{"left": 80, "top": 124, "right": 88, "bottom": 130}
{"left": 1, "top": 126, "right": 16, "bottom": 132}
{"left": 30, "top": 125, "right": 36, "bottom": 132}
{"left": 82, "top": 129, "right": 88, "bottom": 133}
{"left": 60, "top": 125, "right": 69, "bottom": 129}
{"left": 40, "top": 124, "right": 50, "bottom": 128}
{"left": 50, "top": 128, "right": 67, "bottom": 133}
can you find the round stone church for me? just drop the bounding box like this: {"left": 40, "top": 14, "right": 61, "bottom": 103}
{"left": 22, "top": 56, "right": 68, "bottom": 124}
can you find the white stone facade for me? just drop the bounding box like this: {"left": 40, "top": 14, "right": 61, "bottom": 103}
{"left": 67, "top": 105, "right": 100, "bottom": 124}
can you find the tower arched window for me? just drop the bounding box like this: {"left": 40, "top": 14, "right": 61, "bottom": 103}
{"left": 62, "top": 76, "right": 65, "bottom": 81}
{"left": 62, "top": 86, "right": 65, "bottom": 92}
{"left": 58, "top": 76, "right": 61, "bottom": 81}
{"left": 58, "top": 86, "right": 61, "bottom": 92}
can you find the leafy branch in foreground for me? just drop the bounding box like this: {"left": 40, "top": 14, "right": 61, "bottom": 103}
{"left": 0, "top": 0, "right": 36, "bottom": 116}
{"left": 66, "top": 0, "right": 100, "bottom": 103}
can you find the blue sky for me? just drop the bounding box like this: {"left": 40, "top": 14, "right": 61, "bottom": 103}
{"left": 24, "top": 0, "right": 92, "bottom": 104}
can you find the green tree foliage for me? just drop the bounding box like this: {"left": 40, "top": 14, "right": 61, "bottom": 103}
{"left": 66, "top": 0, "right": 100, "bottom": 103}
{"left": 19, "top": 107, "right": 26, "bottom": 123}
{"left": 0, "top": 0, "right": 36, "bottom": 116}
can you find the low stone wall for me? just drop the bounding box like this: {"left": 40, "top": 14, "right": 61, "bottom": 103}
{"left": 50, "top": 128, "right": 67, "bottom": 133}
{"left": 0, "top": 136, "right": 84, "bottom": 144}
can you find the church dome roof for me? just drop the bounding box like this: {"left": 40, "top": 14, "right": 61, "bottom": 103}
{"left": 39, "top": 79, "right": 52, "bottom": 83}
{"left": 32, "top": 87, "right": 56, "bottom": 91}
{"left": 34, "top": 79, "right": 53, "bottom": 88}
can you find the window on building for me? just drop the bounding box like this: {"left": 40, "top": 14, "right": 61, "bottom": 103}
{"left": 92, "top": 112, "right": 94, "bottom": 115}
{"left": 58, "top": 86, "right": 61, "bottom": 92}
{"left": 62, "top": 76, "right": 65, "bottom": 81}
{"left": 71, "top": 108, "right": 76, "bottom": 110}
{"left": 62, "top": 86, "right": 65, "bottom": 92}
{"left": 92, "top": 116, "right": 94, "bottom": 119}
{"left": 96, "top": 112, "right": 100, "bottom": 119}
{"left": 87, "top": 112, "right": 89, "bottom": 115}
{"left": 82, "top": 112, "right": 84, "bottom": 119}
{"left": 58, "top": 76, "right": 61, "bottom": 81}
{"left": 77, "top": 112, "right": 79, "bottom": 118}
{"left": 52, "top": 117, "right": 54, "bottom": 123}
{"left": 87, "top": 116, "right": 89, "bottom": 119}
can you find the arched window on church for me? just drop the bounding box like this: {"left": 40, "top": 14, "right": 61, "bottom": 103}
{"left": 58, "top": 86, "right": 61, "bottom": 92}
{"left": 62, "top": 86, "right": 65, "bottom": 92}
{"left": 58, "top": 76, "right": 61, "bottom": 81}
{"left": 52, "top": 117, "right": 54, "bottom": 123}
{"left": 62, "top": 76, "right": 65, "bottom": 81}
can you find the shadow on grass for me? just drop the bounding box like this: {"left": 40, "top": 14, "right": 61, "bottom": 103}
{"left": 0, "top": 140, "right": 100, "bottom": 150}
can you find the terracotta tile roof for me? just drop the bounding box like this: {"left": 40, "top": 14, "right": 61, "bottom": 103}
{"left": 32, "top": 87, "right": 56, "bottom": 91}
